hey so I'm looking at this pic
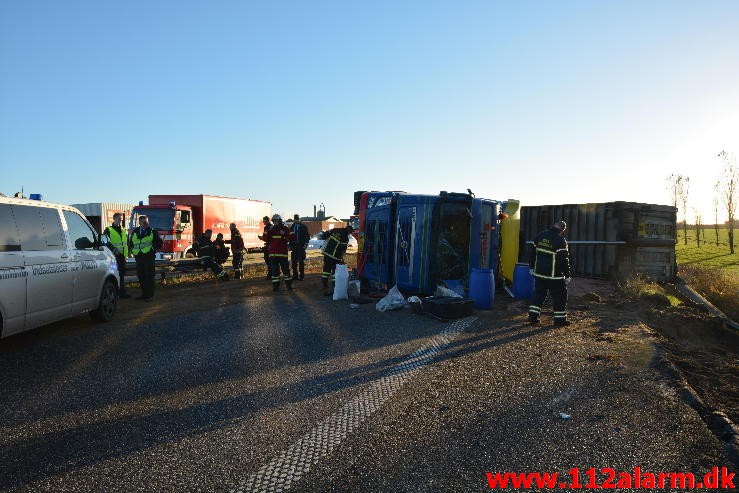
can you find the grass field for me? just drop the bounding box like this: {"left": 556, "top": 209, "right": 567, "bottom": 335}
{"left": 675, "top": 227, "right": 738, "bottom": 320}
{"left": 676, "top": 227, "right": 738, "bottom": 272}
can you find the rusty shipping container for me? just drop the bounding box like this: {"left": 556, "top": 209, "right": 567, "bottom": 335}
{"left": 70, "top": 202, "right": 138, "bottom": 234}
{"left": 519, "top": 202, "right": 677, "bottom": 281}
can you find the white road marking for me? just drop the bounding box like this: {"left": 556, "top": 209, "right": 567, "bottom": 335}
{"left": 234, "top": 316, "right": 476, "bottom": 493}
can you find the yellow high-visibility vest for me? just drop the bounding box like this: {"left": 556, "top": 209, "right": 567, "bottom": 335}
{"left": 131, "top": 229, "right": 154, "bottom": 255}
{"left": 105, "top": 226, "right": 129, "bottom": 256}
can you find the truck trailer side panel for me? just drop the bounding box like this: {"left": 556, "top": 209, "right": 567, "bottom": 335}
{"left": 148, "top": 195, "right": 271, "bottom": 250}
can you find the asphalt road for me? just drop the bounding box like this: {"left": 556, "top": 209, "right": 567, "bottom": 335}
{"left": 0, "top": 277, "right": 733, "bottom": 492}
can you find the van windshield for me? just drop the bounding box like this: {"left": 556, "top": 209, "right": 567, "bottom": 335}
{"left": 131, "top": 208, "right": 175, "bottom": 231}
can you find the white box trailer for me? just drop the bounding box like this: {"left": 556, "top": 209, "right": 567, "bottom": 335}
{"left": 70, "top": 202, "right": 138, "bottom": 234}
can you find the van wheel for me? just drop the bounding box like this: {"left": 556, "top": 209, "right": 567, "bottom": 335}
{"left": 91, "top": 279, "right": 118, "bottom": 322}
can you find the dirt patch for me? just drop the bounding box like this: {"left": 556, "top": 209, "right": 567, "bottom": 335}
{"left": 639, "top": 305, "right": 739, "bottom": 423}
{"left": 530, "top": 277, "right": 739, "bottom": 426}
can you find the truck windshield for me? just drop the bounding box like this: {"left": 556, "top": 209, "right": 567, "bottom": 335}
{"left": 434, "top": 202, "right": 471, "bottom": 282}
{"left": 132, "top": 209, "right": 176, "bottom": 231}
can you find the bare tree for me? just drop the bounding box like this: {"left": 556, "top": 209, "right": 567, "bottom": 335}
{"left": 717, "top": 151, "right": 737, "bottom": 254}
{"left": 692, "top": 207, "right": 703, "bottom": 246}
{"left": 713, "top": 182, "right": 721, "bottom": 246}
{"left": 667, "top": 173, "right": 690, "bottom": 245}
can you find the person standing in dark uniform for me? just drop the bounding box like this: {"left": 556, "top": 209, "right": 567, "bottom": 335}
{"left": 261, "top": 214, "right": 295, "bottom": 291}
{"left": 229, "top": 223, "right": 245, "bottom": 279}
{"left": 102, "top": 212, "right": 131, "bottom": 298}
{"left": 528, "top": 220, "right": 571, "bottom": 325}
{"left": 129, "top": 215, "right": 163, "bottom": 302}
{"left": 320, "top": 224, "right": 353, "bottom": 294}
{"left": 289, "top": 214, "right": 309, "bottom": 281}
{"left": 258, "top": 215, "right": 272, "bottom": 281}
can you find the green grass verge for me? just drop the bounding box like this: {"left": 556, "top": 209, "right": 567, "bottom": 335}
{"left": 618, "top": 275, "right": 682, "bottom": 307}
{"left": 675, "top": 227, "right": 738, "bottom": 320}
{"left": 676, "top": 227, "right": 738, "bottom": 272}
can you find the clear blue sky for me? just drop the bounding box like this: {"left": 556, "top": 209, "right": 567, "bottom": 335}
{"left": 2, "top": 1, "right": 738, "bottom": 221}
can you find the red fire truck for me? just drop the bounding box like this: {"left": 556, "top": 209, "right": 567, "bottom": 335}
{"left": 130, "top": 194, "right": 272, "bottom": 260}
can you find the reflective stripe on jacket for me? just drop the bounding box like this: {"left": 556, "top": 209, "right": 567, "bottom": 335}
{"left": 131, "top": 228, "right": 154, "bottom": 255}
{"left": 264, "top": 224, "right": 294, "bottom": 258}
{"left": 104, "top": 225, "right": 129, "bottom": 257}
{"left": 321, "top": 228, "right": 349, "bottom": 261}
{"left": 529, "top": 227, "right": 570, "bottom": 279}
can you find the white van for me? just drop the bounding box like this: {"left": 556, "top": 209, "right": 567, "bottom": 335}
{"left": 0, "top": 196, "right": 120, "bottom": 338}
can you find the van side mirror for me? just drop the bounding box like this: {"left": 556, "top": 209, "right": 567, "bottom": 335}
{"left": 75, "top": 237, "right": 94, "bottom": 249}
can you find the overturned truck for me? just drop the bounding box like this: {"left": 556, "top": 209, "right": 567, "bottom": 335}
{"left": 356, "top": 193, "right": 678, "bottom": 297}
{"left": 355, "top": 191, "right": 519, "bottom": 295}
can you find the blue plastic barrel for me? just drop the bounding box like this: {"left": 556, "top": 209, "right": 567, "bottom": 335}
{"left": 513, "top": 262, "right": 535, "bottom": 299}
{"left": 469, "top": 268, "right": 494, "bottom": 309}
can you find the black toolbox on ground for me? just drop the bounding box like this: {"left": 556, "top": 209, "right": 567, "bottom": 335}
{"left": 418, "top": 296, "right": 475, "bottom": 320}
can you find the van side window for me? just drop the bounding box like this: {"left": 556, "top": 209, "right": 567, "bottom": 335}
{"left": 0, "top": 204, "right": 21, "bottom": 251}
{"left": 63, "top": 210, "right": 97, "bottom": 250}
{"left": 12, "top": 205, "right": 66, "bottom": 251}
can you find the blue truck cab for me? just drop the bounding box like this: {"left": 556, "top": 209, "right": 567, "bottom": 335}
{"left": 358, "top": 191, "right": 500, "bottom": 295}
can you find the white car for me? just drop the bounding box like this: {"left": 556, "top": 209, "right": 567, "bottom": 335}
{"left": 0, "top": 196, "right": 120, "bottom": 338}
{"left": 307, "top": 230, "right": 358, "bottom": 250}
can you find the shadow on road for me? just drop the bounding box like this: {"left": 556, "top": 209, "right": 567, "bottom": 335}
{"left": 0, "top": 299, "right": 549, "bottom": 490}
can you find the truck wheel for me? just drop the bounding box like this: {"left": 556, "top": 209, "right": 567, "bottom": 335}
{"left": 90, "top": 279, "right": 118, "bottom": 322}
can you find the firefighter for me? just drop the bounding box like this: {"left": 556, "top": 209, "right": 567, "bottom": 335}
{"left": 101, "top": 212, "right": 130, "bottom": 298}
{"left": 528, "top": 220, "right": 571, "bottom": 326}
{"left": 229, "top": 223, "right": 245, "bottom": 279}
{"left": 261, "top": 214, "right": 295, "bottom": 291}
{"left": 258, "top": 215, "right": 272, "bottom": 280}
{"left": 321, "top": 224, "right": 353, "bottom": 294}
{"left": 129, "top": 214, "right": 164, "bottom": 302}
{"left": 214, "top": 233, "right": 230, "bottom": 264}
{"left": 193, "top": 229, "right": 230, "bottom": 281}
{"left": 289, "top": 214, "right": 309, "bottom": 281}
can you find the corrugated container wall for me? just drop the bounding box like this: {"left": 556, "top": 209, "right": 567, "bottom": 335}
{"left": 71, "top": 202, "right": 137, "bottom": 233}
{"left": 519, "top": 202, "right": 677, "bottom": 281}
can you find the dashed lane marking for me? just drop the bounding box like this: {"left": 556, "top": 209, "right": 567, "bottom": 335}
{"left": 234, "top": 316, "right": 476, "bottom": 493}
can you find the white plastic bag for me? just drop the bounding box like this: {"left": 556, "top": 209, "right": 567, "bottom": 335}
{"left": 333, "top": 264, "right": 350, "bottom": 301}
{"left": 435, "top": 285, "right": 463, "bottom": 298}
{"left": 376, "top": 285, "right": 406, "bottom": 312}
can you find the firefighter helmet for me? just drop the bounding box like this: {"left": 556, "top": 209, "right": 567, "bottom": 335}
{"left": 272, "top": 214, "right": 282, "bottom": 222}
